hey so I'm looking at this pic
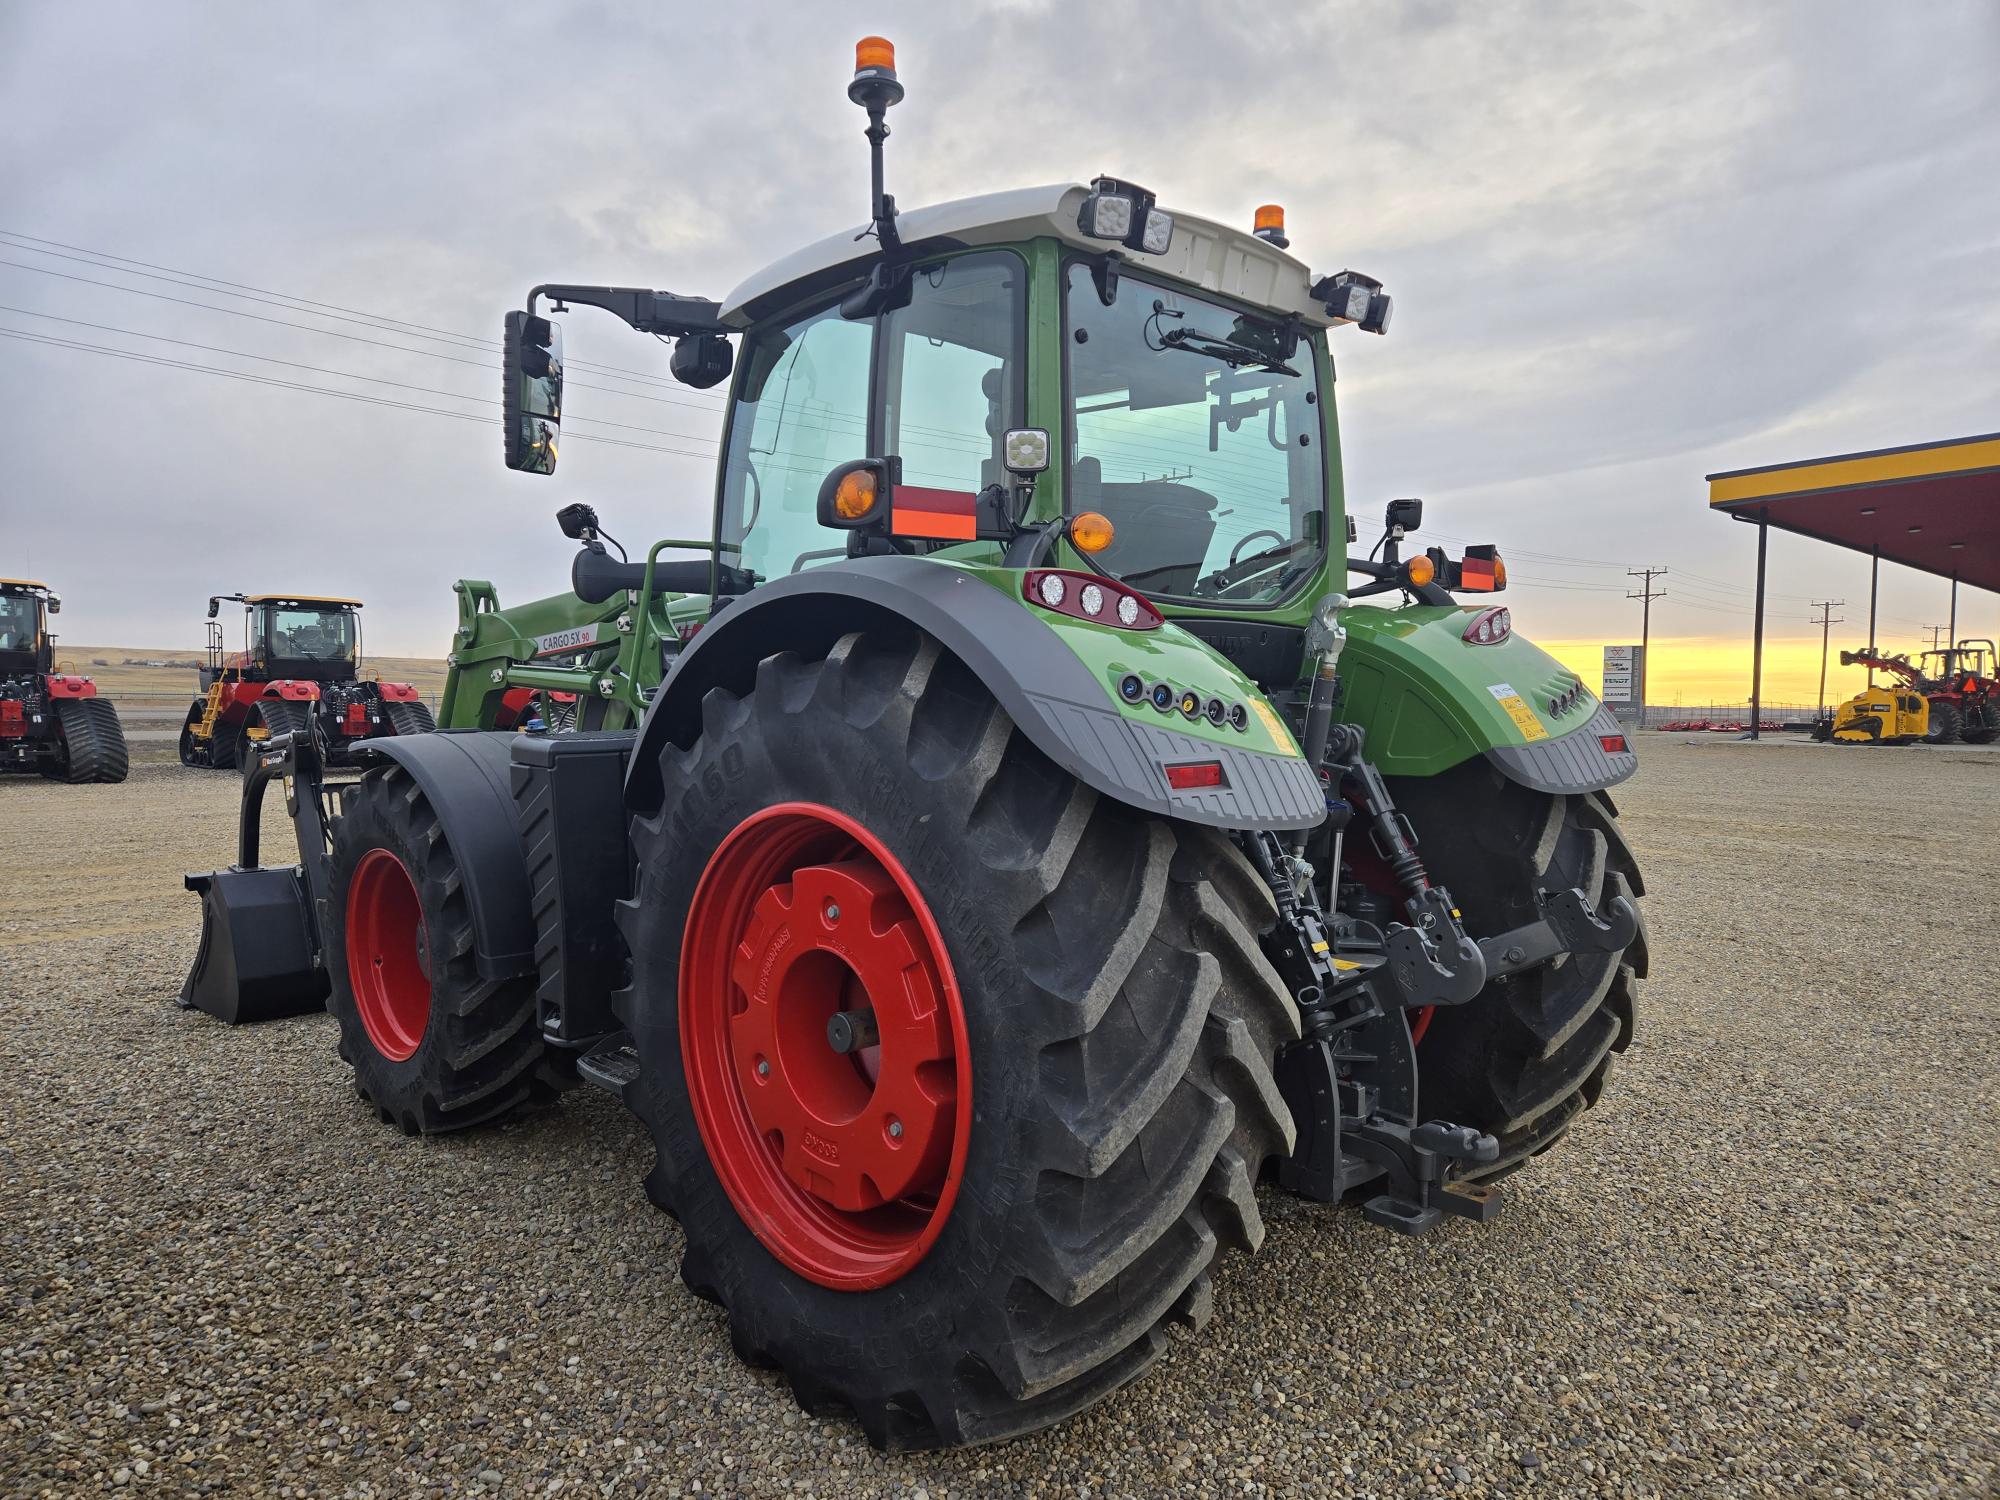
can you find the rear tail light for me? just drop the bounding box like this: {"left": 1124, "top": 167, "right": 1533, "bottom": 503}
{"left": 1600, "top": 734, "right": 1629, "bottom": 754}
{"left": 1023, "top": 570, "right": 1162, "bottom": 630}
{"left": 1163, "top": 761, "right": 1226, "bottom": 790}
{"left": 1462, "top": 606, "right": 1511, "bottom": 645}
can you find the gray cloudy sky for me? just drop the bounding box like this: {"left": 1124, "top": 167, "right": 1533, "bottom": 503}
{"left": 4, "top": 1, "right": 1996, "bottom": 689}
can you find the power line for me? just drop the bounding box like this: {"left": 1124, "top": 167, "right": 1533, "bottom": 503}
{"left": 0, "top": 328, "right": 715, "bottom": 460}
{"left": 0, "top": 307, "right": 720, "bottom": 444}
{"left": 1626, "top": 568, "right": 1667, "bottom": 704}
{"left": 1810, "top": 600, "right": 1845, "bottom": 717}
{"left": 0, "top": 228, "right": 726, "bottom": 397}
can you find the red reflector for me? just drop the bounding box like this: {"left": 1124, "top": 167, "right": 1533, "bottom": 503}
{"left": 1599, "top": 734, "right": 1628, "bottom": 754}
{"left": 1164, "top": 761, "right": 1226, "bottom": 791}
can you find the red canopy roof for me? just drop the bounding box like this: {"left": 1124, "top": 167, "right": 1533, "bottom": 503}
{"left": 1708, "top": 433, "right": 1999, "bottom": 594}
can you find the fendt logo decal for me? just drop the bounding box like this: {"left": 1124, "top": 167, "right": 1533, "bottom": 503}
{"left": 533, "top": 624, "right": 603, "bottom": 658}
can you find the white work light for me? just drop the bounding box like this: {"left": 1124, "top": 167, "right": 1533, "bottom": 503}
{"left": 1003, "top": 427, "right": 1051, "bottom": 475}
{"left": 1078, "top": 177, "right": 1173, "bottom": 255}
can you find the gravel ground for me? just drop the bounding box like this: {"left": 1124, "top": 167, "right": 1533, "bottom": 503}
{"left": 1, "top": 736, "right": 1994, "bottom": 1498}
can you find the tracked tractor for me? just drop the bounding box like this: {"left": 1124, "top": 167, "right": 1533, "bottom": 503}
{"left": 0, "top": 577, "right": 127, "bottom": 782}
{"left": 182, "top": 40, "right": 1648, "bottom": 1450}
{"left": 179, "top": 594, "right": 434, "bottom": 771}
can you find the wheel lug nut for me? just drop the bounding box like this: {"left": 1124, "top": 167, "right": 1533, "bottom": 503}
{"left": 887, "top": 1118, "right": 903, "bottom": 1139}
{"left": 824, "top": 903, "right": 841, "bottom": 924}
{"left": 755, "top": 1058, "right": 770, "bottom": 1078}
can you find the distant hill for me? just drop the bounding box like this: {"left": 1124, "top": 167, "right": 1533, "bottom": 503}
{"left": 56, "top": 647, "right": 448, "bottom": 699}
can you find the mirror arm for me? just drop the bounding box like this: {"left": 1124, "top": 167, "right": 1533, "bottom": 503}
{"left": 527, "top": 284, "right": 729, "bottom": 338}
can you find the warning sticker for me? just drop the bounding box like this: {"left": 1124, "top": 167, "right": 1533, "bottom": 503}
{"left": 1248, "top": 696, "right": 1299, "bottom": 753}
{"left": 1487, "top": 682, "right": 1550, "bottom": 742}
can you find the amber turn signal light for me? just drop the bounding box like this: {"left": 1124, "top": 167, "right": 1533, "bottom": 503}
{"left": 1070, "top": 511, "right": 1116, "bottom": 554}
{"left": 833, "top": 469, "right": 879, "bottom": 520}
{"left": 1405, "top": 554, "right": 1437, "bottom": 587}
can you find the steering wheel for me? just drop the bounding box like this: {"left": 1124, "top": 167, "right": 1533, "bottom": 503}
{"left": 1228, "top": 529, "right": 1290, "bottom": 567}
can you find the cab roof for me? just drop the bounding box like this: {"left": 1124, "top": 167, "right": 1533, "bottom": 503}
{"left": 718, "top": 182, "right": 1340, "bottom": 330}
{"left": 0, "top": 577, "right": 50, "bottom": 593}
{"left": 243, "top": 594, "right": 364, "bottom": 607}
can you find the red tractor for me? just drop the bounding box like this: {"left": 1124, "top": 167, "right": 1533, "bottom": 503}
{"left": 0, "top": 577, "right": 128, "bottom": 782}
{"left": 178, "top": 593, "right": 434, "bottom": 771}
{"left": 1919, "top": 639, "right": 1999, "bottom": 745}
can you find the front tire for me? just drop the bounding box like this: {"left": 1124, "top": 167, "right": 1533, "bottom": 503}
{"left": 1925, "top": 701, "right": 1962, "bottom": 745}
{"left": 617, "top": 627, "right": 1297, "bottom": 1449}
{"left": 1390, "top": 759, "right": 1646, "bottom": 1178}
{"left": 325, "top": 765, "right": 563, "bottom": 1133}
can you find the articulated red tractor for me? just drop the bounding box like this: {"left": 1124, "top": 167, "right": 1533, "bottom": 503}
{"left": 0, "top": 577, "right": 128, "bottom": 782}
{"left": 1919, "top": 639, "right": 1999, "bottom": 745}
{"left": 179, "top": 593, "right": 434, "bottom": 771}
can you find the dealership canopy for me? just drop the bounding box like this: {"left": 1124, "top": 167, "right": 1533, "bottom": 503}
{"left": 1707, "top": 433, "right": 1999, "bottom": 735}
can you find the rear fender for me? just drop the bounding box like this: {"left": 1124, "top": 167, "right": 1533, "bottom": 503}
{"left": 354, "top": 731, "right": 535, "bottom": 981}
{"left": 42, "top": 675, "right": 97, "bottom": 699}
{"left": 1339, "top": 605, "right": 1636, "bottom": 792}
{"left": 625, "top": 555, "right": 1326, "bottom": 831}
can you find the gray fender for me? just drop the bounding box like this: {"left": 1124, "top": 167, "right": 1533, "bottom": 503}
{"left": 355, "top": 730, "right": 535, "bottom": 981}
{"left": 1483, "top": 705, "right": 1639, "bottom": 794}
{"left": 624, "top": 554, "right": 1324, "bottom": 831}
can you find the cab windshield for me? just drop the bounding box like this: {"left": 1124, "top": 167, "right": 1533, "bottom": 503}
{"left": 0, "top": 594, "right": 39, "bottom": 654}
{"left": 1064, "top": 264, "right": 1325, "bottom": 605}
{"left": 260, "top": 606, "right": 356, "bottom": 662}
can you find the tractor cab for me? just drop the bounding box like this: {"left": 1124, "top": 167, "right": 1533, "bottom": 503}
{"left": 0, "top": 578, "right": 56, "bottom": 678}
{"left": 207, "top": 594, "right": 363, "bottom": 686}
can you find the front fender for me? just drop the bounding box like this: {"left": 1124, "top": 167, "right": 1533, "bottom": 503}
{"left": 626, "top": 556, "right": 1325, "bottom": 832}
{"left": 1339, "top": 605, "right": 1636, "bottom": 792}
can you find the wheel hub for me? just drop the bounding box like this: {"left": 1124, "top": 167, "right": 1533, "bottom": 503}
{"left": 345, "top": 848, "right": 431, "bottom": 1062}
{"left": 681, "top": 803, "right": 971, "bottom": 1290}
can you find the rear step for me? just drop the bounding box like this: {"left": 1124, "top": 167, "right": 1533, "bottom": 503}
{"left": 577, "top": 1034, "right": 641, "bottom": 1101}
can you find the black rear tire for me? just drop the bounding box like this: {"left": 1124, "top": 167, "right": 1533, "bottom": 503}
{"left": 325, "top": 764, "right": 564, "bottom": 1133}
{"left": 1925, "top": 701, "right": 1962, "bottom": 745}
{"left": 617, "top": 627, "right": 1298, "bottom": 1449}
{"left": 53, "top": 697, "right": 129, "bottom": 783}
{"left": 1389, "top": 759, "right": 1646, "bottom": 1178}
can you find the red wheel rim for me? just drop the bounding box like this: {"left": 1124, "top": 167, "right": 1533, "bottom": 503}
{"left": 680, "top": 802, "right": 973, "bottom": 1291}
{"left": 346, "top": 848, "right": 430, "bottom": 1062}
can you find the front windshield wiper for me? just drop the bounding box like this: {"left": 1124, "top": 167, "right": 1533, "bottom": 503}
{"left": 1144, "top": 300, "right": 1299, "bottom": 375}
{"left": 1156, "top": 324, "right": 1299, "bottom": 376}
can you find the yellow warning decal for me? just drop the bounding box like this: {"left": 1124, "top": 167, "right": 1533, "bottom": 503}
{"left": 1311, "top": 940, "right": 1330, "bottom": 953}
{"left": 1332, "top": 957, "right": 1364, "bottom": 971}
{"left": 1487, "top": 682, "right": 1550, "bottom": 742}
{"left": 1249, "top": 695, "right": 1298, "bottom": 753}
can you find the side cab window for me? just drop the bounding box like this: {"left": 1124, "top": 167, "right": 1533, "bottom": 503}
{"left": 718, "top": 252, "right": 1023, "bottom": 582}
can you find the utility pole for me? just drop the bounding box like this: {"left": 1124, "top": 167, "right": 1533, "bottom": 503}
{"left": 1810, "top": 600, "right": 1844, "bottom": 718}
{"left": 1626, "top": 567, "right": 1667, "bottom": 715}
{"left": 1922, "top": 624, "right": 1949, "bottom": 652}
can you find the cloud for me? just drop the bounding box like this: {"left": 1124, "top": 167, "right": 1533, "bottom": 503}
{"left": 2, "top": 0, "right": 1994, "bottom": 676}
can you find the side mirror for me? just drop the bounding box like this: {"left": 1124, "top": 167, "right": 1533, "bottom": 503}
{"left": 1385, "top": 497, "right": 1423, "bottom": 534}
{"left": 503, "top": 310, "right": 564, "bottom": 475}
{"left": 46, "top": 595, "right": 60, "bottom": 615}
{"left": 669, "top": 334, "right": 733, "bottom": 389}
{"left": 206, "top": 597, "right": 221, "bottom": 620}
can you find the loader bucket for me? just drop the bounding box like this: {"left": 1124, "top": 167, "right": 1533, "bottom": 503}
{"left": 179, "top": 866, "right": 329, "bottom": 1023}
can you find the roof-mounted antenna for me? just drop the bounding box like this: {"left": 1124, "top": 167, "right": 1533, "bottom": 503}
{"left": 849, "top": 37, "right": 904, "bottom": 253}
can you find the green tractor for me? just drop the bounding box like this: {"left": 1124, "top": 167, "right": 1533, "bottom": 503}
{"left": 183, "top": 39, "right": 1646, "bottom": 1449}
{"left": 437, "top": 503, "right": 704, "bottom": 733}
